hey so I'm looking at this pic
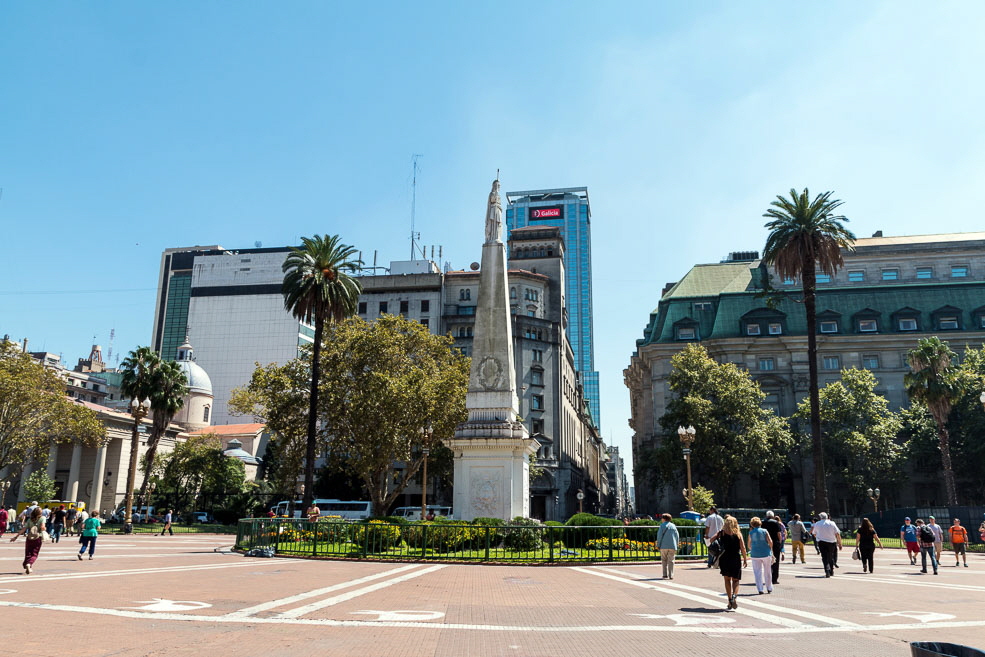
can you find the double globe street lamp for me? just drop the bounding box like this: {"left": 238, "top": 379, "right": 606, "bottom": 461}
{"left": 867, "top": 487, "right": 881, "bottom": 512}
{"left": 677, "top": 425, "right": 696, "bottom": 512}
{"left": 420, "top": 421, "right": 433, "bottom": 521}
{"left": 124, "top": 398, "right": 152, "bottom": 534}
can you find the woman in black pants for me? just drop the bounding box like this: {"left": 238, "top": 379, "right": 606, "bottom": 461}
{"left": 855, "top": 518, "right": 883, "bottom": 573}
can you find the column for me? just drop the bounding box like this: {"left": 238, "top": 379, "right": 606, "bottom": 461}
{"left": 89, "top": 445, "right": 107, "bottom": 514}
{"left": 66, "top": 444, "right": 83, "bottom": 503}
{"left": 47, "top": 442, "right": 59, "bottom": 479}
{"left": 16, "top": 462, "right": 34, "bottom": 503}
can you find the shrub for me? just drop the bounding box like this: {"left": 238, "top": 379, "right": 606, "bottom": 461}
{"left": 626, "top": 519, "right": 660, "bottom": 542}
{"left": 471, "top": 517, "right": 506, "bottom": 543}
{"left": 403, "top": 518, "right": 479, "bottom": 552}
{"left": 544, "top": 520, "right": 564, "bottom": 527}
{"left": 502, "top": 517, "right": 544, "bottom": 552}
{"left": 671, "top": 517, "right": 700, "bottom": 527}
{"left": 312, "top": 519, "right": 351, "bottom": 543}
{"left": 351, "top": 520, "right": 401, "bottom": 552}
{"left": 564, "top": 513, "right": 624, "bottom": 548}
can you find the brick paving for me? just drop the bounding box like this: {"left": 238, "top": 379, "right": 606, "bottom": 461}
{"left": 2, "top": 535, "right": 984, "bottom": 656}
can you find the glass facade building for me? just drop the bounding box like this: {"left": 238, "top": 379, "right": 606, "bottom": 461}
{"left": 505, "top": 187, "right": 600, "bottom": 427}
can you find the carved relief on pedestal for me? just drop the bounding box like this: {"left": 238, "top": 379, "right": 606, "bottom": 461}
{"left": 793, "top": 373, "right": 809, "bottom": 392}
{"left": 477, "top": 356, "right": 505, "bottom": 390}
{"left": 469, "top": 468, "right": 502, "bottom": 516}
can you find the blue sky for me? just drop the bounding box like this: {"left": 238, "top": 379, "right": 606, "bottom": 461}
{"left": 3, "top": 2, "right": 985, "bottom": 483}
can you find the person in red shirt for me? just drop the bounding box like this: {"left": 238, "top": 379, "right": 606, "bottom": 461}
{"left": 948, "top": 518, "right": 969, "bottom": 568}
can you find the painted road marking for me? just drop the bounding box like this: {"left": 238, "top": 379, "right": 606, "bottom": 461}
{"left": 275, "top": 564, "right": 446, "bottom": 619}
{"left": 630, "top": 613, "right": 735, "bottom": 626}
{"left": 126, "top": 599, "right": 213, "bottom": 612}
{"left": 351, "top": 610, "right": 445, "bottom": 621}
{"left": 573, "top": 567, "right": 811, "bottom": 629}
{"left": 0, "top": 559, "right": 286, "bottom": 584}
{"left": 225, "top": 564, "right": 423, "bottom": 619}
{"left": 864, "top": 611, "right": 955, "bottom": 623}
{"left": 840, "top": 574, "right": 985, "bottom": 592}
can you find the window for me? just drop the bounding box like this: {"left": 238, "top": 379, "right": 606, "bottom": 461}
{"left": 848, "top": 271, "right": 865, "bottom": 282}
{"left": 822, "top": 355, "right": 841, "bottom": 370}
{"left": 459, "top": 306, "right": 475, "bottom": 315}
{"left": 951, "top": 265, "right": 969, "bottom": 278}
{"left": 677, "top": 327, "right": 696, "bottom": 340}
{"left": 459, "top": 288, "right": 472, "bottom": 301}
{"left": 532, "top": 349, "right": 543, "bottom": 362}
{"left": 379, "top": 301, "right": 388, "bottom": 314}
{"left": 898, "top": 318, "right": 918, "bottom": 331}
{"left": 882, "top": 269, "right": 899, "bottom": 281}
{"left": 420, "top": 300, "right": 430, "bottom": 313}
{"left": 510, "top": 287, "right": 517, "bottom": 299}
{"left": 816, "top": 274, "right": 831, "bottom": 284}
{"left": 532, "top": 419, "right": 544, "bottom": 434}
{"left": 746, "top": 323, "right": 761, "bottom": 336}
{"left": 420, "top": 318, "right": 429, "bottom": 328}
{"left": 527, "top": 310, "right": 536, "bottom": 317}
{"left": 759, "top": 357, "right": 775, "bottom": 371}
{"left": 939, "top": 316, "right": 959, "bottom": 330}
{"left": 858, "top": 319, "right": 878, "bottom": 332}
{"left": 399, "top": 300, "right": 409, "bottom": 314}
{"left": 203, "top": 406, "right": 210, "bottom": 423}
{"left": 358, "top": 302, "right": 367, "bottom": 314}
{"left": 916, "top": 267, "right": 933, "bottom": 280}
{"left": 531, "top": 395, "right": 544, "bottom": 411}
{"left": 694, "top": 302, "right": 712, "bottom": 311}
{"left": 980, "top": 315, "right": 985, "bottom": 329}
{"left": 783, "top": 277, "right": 795, "bottom": 286}
{"left": 862, "top": 354, "right": 880, "bottom": 369}
{"left": 531, "top": 370, "right": 543, "bottom": 386}
{"left": 768, "top": 323, "right": 782, "bottom": 335}
{"left": 819, "top": 320, "right": 839, "bottom": 334}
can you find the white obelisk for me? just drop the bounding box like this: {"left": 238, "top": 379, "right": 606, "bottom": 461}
{"left": 448, "top": 178, "right": 538, "bottom": 521}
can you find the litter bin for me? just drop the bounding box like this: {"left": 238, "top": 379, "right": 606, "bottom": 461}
{"left": 911, "top": 642, "right": 985, "bottom": 657}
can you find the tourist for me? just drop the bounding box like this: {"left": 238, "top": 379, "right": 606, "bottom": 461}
{"left": 762, "top": 510, "right": 783, "bottom": 585}
{"left": 10, "top": 506, "right": 47, "bottom": 575}
{"left": 716, "top": 515, "right": 747, "bottom": 610}
{"left": 704, "top": 506, "right": 725, "bottom": 568}
{"left": 916, "top": 519, "right": 938, "bottom": 575}
{"left": 900, "top": 517, "right": 919, "bottom": 565}
{"left": 949, "top": 518, "right": 969, "bottom": 567}
{"left": 927, "top": 516, "right": 943, "bottom": 562}
{"left": 788, "top": 514, "right": 808, "bottom": 564}
{"left": 854, "top": 518, "right": 882, "bottom": 573}
{"left": 78, "top": 510, "right": 103, "bottom": 560}
{"left": 656, "top": 513, "right": 679, "bottom": 580}
{"left": 0, "top": 505, "right": 8, "bottom": 538}
{"left": 747, "top": 516, "right": 773, "bottom": 594}
{"left": 50, "top": 504, "right": 67, "bottom": 543}
{"left": 811, "top": 512, "right": 842, "bottom": 577}
{"left": 65, "top": 505, "right": 78, "bottom": 536}
{"left": 306, "top": 502, "right": 321, "bottom": 523}
{"left": 158, "top": 509, "right": 174, "bottom": 536}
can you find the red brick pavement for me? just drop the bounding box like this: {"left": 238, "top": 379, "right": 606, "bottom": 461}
{"left": 2, "top": 535, "right": 984, "bottom": 657}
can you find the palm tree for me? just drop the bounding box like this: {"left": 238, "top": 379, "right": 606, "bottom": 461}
{"left": 120, "top": 346, "right": 161, "bottom": 524}
{"left": 761, "top": 189, "right": 856, "bottom": 514}
{"left": 905, "top": 337, "right": 965, "bottom": 505}
{"left": 282, "top": 235, "right": 362, "bottom": 508}
{"left": 139, "top": 360, "right": 188, "bottom": 503}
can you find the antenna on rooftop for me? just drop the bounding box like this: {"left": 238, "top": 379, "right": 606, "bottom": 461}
{"left": 410, "top": 154, "right": 423, "bottom": 259}
{"left": 107, "top": 328, "right": 115, "bottom": 364}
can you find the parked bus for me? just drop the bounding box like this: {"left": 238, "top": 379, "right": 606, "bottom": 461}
{"left": 391, "top": 506, "right": 453, "bottom": 521}
{"left": 271, "top": 499, "right": 372, "bottom": 520}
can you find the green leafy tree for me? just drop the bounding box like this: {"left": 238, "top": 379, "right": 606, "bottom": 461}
{"left": 761, "top": 188, "right": 856, "bottom": 513}
{"left": 317, "top": 315, "right": 470, "bottom": 515}
{"left": 690, "top": 484, "right": 715, "bottom": 514}
{"left": 652, "top": 344, "right": 793, "bottom": 505}
{"left": 0, "top": 341, "right": 104, "bottom": 474}
{"left": 904, "top": 336, "right": 967, "bottom": 505}
{"left": 153, "top": 434, "right": 245, "bottom": 514}
{"left": 793, "top": 368, "right": 905, "bottom": 513}
{"left": 281, "top": 234, "right": 362, "bottom": 508}
{"left": 23, "top": 470, "right": 57, "bottom": 504}
{"left": 139, "top": 359, "right": 188, "bottom": 502}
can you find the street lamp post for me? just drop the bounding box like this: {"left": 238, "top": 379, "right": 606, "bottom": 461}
{"left": 147, "top": 481, "right": 156, "bottom": 518}
{"left": 124, "top": 398, "right": 152, "bottom": 534}
{"left": 576, "top": 489, "right": 584, "bottom": 514}
{"left": 0, "top": 481, "right": 9, "bottom": 507}
{"left": 866, "top": 487, "right": 881, "bottom": 513}
{"left": 420, "top": 421, "right": 433, "bottom": 521}
{"left": 677, "top": 425, "right": 696, "bottom": 511}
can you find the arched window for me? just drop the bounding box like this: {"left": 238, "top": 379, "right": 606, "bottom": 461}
{"left": 465, "top": 289, "right": 471, "bottom": 300}
{"left": 203, "top": 405, "right": 210, "bottom": 423}
{"left": 467, "top": 326, "right": 473, "bottom": 337}
{"left": 510, "top": 287, "right": 517, "bottom": 299}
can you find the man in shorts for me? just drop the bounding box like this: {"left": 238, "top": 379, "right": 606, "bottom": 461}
{"left": 949, "top": 518, "right": 969, "bottom": 567}
{"left": 900, "top": 517, "right": 919, "bottom": 565}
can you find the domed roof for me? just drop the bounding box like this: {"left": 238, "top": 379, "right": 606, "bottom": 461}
{"left": 176, "top": 339, "right": 213, "bottom": 396}
{"left": 223, "top": 438, "right": 261, "bottom": 466}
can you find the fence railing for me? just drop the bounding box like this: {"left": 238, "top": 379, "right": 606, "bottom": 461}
{"left": 236, "top": 519, "right": 711, "bottom": 563}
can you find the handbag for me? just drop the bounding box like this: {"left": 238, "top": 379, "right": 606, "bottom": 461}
{"left": 852, "top": 547, "right": 861, "bottom": 560}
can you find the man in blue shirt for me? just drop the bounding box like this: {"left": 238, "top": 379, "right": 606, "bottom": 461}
{"left": 657, "top": 513, "right": 680, "bottom": 580}
{"left": 900, "top": 517, "right": 919, "bottom": 565}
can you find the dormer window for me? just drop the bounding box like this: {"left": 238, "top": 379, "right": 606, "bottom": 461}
{"left": 768, "top": 323, "right": 782, "bottom": 335}
{"left": 939, "top": 316, "right": 959, "bottom": 330}
{"left": 677, "top": 327, "right": 696, "bottom": 340}
{"left": 898, "top": 318, "right": 918, "bottom": 331}
{"left": 819, "top": 321, "right": 839, "bottom": 334}
{"left": 746, "top": 324, "right": 761, "bottom": 336}
{"left": 931, "top": 306, "right": 964, "bottom": 331}
{"left": 859, "top": 319, "right": 878, "bottom": 332}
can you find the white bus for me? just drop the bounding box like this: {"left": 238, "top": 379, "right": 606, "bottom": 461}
{"left": 271, "top": 500, "right": 303, "bottom": 518}
{"left": 271, "top": 499, "right": 372, "bottom": 520}
{"left": 391, "top": 506, "right": 453, "bottom": 521}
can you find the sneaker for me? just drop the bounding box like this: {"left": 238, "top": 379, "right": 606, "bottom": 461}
{"left": 88, "top": 556, "right": 93, "bottom": 560}
{"left": 964, "top": 563, "right": 969, "bottom": 567}
{"left": 25, "top": 564, "right": 31, "bottom": 575}
{"left": 77, "top": 553, "right": 82, "bottom": 560}
{"left": 920, "top": 569, "right": 927, "bottom": 573}
{"left": 934, "top": 571, "right": 938, "bottom": 575}
{"left": 767, "top": 589, "right": 772, "bottom": 594}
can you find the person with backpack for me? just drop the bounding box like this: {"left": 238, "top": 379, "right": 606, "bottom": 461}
{"left": 915, "top": 518, "right": 938, "bottom": 575}
{"left": 949, "top": 518, "right": 969, "bottom": 568}
{"left": 10, "top": 506, "right": 47, "bottom": 574}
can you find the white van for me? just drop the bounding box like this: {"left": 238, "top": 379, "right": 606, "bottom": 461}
{"left": 271, "top": 500, "right": 303, "bottom": 518}
{"left": 314, "top": 499, "right": 372, "bottom": 520}
{"left": 391, "top": 506, "right": 452, "bottom": 521}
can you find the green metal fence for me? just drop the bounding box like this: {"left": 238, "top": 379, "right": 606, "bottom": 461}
{"left": 236, "top": 519, "right": 711, "bottom": 563}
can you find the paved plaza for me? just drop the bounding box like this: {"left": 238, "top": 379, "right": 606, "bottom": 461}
{"left": 1, "top": 534, "right": 984, "bottom": 657}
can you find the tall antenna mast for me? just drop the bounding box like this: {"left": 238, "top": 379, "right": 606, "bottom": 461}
{"left": 410, "top": 154, "right": 423, "bottom": 259}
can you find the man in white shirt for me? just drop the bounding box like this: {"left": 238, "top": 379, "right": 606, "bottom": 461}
{"left": 927, "top": 516, "right": 944, "bottom": 562}
{"left": 811, "top": 512, "right": 842, "bottom": 578}
{"left": 704, "top": 506, "right": 725, "bottom": 567}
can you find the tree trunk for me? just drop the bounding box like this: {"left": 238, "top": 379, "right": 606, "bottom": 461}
{"left": 304, "top": 318, "right": 323, "bottom": 510}
{"left": 936, "top": 423, "right": 958, "bottom": 505}
{"left": 802, "top": 266, "right": 829, "bottom": 514}
{"left": 137, "top": 413, "right": 170, "bottom": 504}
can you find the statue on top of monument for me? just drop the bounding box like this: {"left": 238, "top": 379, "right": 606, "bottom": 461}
{"left": 485, "top": 178, "right": 502, "bottom": 243}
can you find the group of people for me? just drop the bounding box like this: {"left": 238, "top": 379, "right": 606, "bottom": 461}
{"left": 899, "top": 516, "right": 973, "bottom": 574}
{"left": 5, "top": 501, "right": 103, "bottom": 574}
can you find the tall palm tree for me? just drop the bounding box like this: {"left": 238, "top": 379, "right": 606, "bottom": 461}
{"left": 139, "top": 360, "right": 188, "bottom": 502}
{"left": 120, "top": 346, "right": 161, "bottom": 523}
{"left": 761, "top": 188, "right": 856, "bottom": 514}
{"left": 282, "top": 235, "right": 362, "bottom": 508}
{"left": 905, "top": 337, "right": 964, "bottom": 505}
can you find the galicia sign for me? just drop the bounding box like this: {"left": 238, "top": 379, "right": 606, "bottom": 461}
{"left": 530, "top": 206, "right": 563, "bottom": 219}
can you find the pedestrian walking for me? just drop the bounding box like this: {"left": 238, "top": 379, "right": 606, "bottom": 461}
{"left": 811, "top": 512, "right": 842, "bottom": 577}
{"left": 854, "top": 518, "right": 883, "bottom": 573}
{"left": 747, "top": 517, "right": 774, "bottom": 594}
{"left": 916, "top": 519, "right": 938, "bottom": 575}
{"left": 10, "top": 506, "right": 47, "bottom": 575}
{"left": 0, "top": 505, "right": 8, "bottom": 538}
{"left": 158, "top": 509, "right": 174, "bottom": 536}
{"left": 656, "top": 513, "right": 679, "bottom": 580}
{"left": 50, "top": 504, "right": 67, "bottom": 543}
{"left": 949, "top": 518, "right": 969, "bottom": 567}
{"left": 762, "top": 510, "right": 783, "bottom": 585}
{"left": 716, "top": 515, "right": 748, "bottom": 610}
{"left": 78, "top": 510, "right": 102, "bottom": 560}
{"left": 788, "top": 514, "right": 808, "bottom": 564}
{"left": 900, "top": 517, "right": 919, "bottom": 565}
{"left": 927, "top": 516, "right": 944, "bottom": 562}
{"left": 65, "top": 505, "right": 78, "bottom": 536}
{"left": 704, "top": 506, "right": 725, "bottom": 568}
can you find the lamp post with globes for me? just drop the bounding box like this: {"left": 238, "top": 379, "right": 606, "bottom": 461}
{"left": 420, "top": 421, "right": 433, "bottom": 521}
{"left": 866, "top": 487, "right": 881, "bottom": 513}
{"left": 677, "top": 425, "right": 696, "bottom": 511}
{"left": 124, "top": 398, "right": 152, "bottom": 534}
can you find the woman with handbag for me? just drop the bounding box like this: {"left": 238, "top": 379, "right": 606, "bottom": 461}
{"left": 747, "top": 517, "right": 774, "bottom": 594}
{"left": 9, "top": 506, "right": 47, "bottom": 574}
{"left": 717, "top": 515, "right": 748, "bottom": 610}
{"left": 854, "top": 518, "right": 882, "bottom": 573}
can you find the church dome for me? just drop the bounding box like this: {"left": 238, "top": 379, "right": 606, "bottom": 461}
{"left": 176, "top": 339, "right": 212, "bottom": 396}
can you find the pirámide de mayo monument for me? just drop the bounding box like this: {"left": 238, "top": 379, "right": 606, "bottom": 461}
{"left": 448, "top": 179, "right": 539, "bottom": 521}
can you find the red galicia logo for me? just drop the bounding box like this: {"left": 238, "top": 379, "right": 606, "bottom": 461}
{"left": 531, "top": 208, "right": 561, "bottom": 218}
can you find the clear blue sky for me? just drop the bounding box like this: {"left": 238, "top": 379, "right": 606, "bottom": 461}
{"left": 3, "top": 2, "right": 985, "bottom": 484}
